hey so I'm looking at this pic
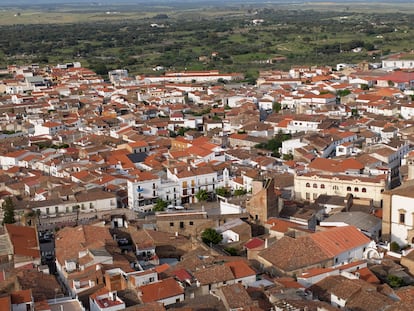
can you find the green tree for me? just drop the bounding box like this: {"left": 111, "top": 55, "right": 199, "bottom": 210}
{"left": 215, "top": 187, "right": 230, "bottom": 197}
{"left": 201, "top": 228, "right": 222, "bottom": 245}
{"left": 387, "top": 275, "right": 405, "bottom": 288}
{"left": 234, "top": 189, "right": 247, "bottom": 196}
{"left": 390, "top": 241, "right": 400, "bottom": 252}
{"left": 153, "top": 198, "right": 168, "bottom": 211}
{"left": 195, "top": 189, "right": 209, "bottom": 202}
{"left": 272, "top": 102, "right": 282, "bottom": 113}
{"left": 224, "top": 247, "right": 238, "bottom": 256}
{"left": 2, "top": 197, "right": 16, "bottom": 225}
{"left": 337, "top": 89, "right": 351, "bottom": 97}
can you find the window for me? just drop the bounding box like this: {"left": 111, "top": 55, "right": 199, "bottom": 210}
{"left": 333, "top": 185, "right": 339, "bottom": 190}
{"left": 313, "top": 183, "right": 317, "bottom": 188}
{"left": 362, "top": 188, "right": 367, "bottom": 193}
{"left": 347, "top": 186, "right": 352, "bottom": 191}
{"left": 170, "top": 222, "right": 174, "bottom": 227}
{"left": 46, "top": 208, "right": 49, "bottom": 215}
{"left": 306, "top": 192, "right": 310, "bottom": 200}
{"left": 354, "top": 187, "right": 359, "bottom": 192}
{"left": 400, "top": 213, "right": 405, "bottom": 224}
{"left": 320, "top": 184, "right": 325, "bottom": 189}
{"left": 306, "top": 183, "right": 310, "bottom": 188}
{"left": 55, "top": 206, "right": 59, "bottom": 214}
{"left": 152, "top": 183, "right": 156, "bottom": 189}
{"left": 189, "top": 221, "right": 194, "bottom": 226}
{"left": 180, "top": 221, "right": 184, "bottom": 229}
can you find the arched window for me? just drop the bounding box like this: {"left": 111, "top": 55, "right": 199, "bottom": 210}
{"left": 354, "top": 187, "right": 359, "bottom": 192}
{"left": 347, "top": 186, "right": 351, "bottom": 191}
{"left": 362, "top": 188, "right": 366, "bottom": 193}
{"left": 320, "top": 184, "right": 325, "bottom": 189}
{"left": 313, "top": 183, "right": 318, "bottom": 188}
{"left": 306, "top": 183, "right": 310, "bottom": 188}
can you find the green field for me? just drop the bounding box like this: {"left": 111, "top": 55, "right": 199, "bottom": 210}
{"left": 0, "top": 2, "right": 413, "bottom": 77}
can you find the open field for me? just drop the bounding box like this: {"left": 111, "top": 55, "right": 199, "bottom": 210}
{"left": 0, "top": 2, "right": 413, "bottom": 78}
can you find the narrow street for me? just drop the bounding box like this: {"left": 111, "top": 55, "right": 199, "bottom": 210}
{"left": 35, "top": 208, "right": 137, "bottom": 231}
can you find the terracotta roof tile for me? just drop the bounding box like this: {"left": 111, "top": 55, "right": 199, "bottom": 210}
{"left": 5, "top": 224, "right": 40, "bottom": 259}
{"left": 224, "top": 261, "right": 256, "bottom": 279}
{"left": 139, "top": 278, "right": 183, "bottom": 303}
{"left": 193, "top": 264, "right": 234, "bottom": 285}
{"left": 10, "top": 289, "right": 32, "bottom": 304}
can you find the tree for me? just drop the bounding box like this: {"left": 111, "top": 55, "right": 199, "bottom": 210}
{"left": 35, "top": 209, "right": 41, "bottom": 225}
{"left": 195, "top": 189, "right": 209, "bottom": 202}
{"left": 215, "top": 187, "right": 230, "bottom": 197}
{"left": 153, "top": 198, "right": 168, "bottom": 211}
{"left": 390, "top": 241, "right": 400, "bottom": 252}
{"left": 272, "top": 102, "right": 282, "bottom": 113}
{"left": 201, "top": 228, "right": 222, "bottom": 245}
{"left": 2, "top": 197, "right": 16, "bottom": 225}
{"left": 234, "top": 189, "right": 247, "bottom": 196}
{"left": 337, "top": 89, "right": 351, "bottom": 97}
{"left": 387, "top": 275, "right": 405, "bottom": 288}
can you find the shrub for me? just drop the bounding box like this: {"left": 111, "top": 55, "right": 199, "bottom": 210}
{"left": 390, "top": 241, "right": 400, "bottom": 252}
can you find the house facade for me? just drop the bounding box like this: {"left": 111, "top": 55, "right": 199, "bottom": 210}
{"left": 294, "top": 172, "right": 387, "bottom": 207}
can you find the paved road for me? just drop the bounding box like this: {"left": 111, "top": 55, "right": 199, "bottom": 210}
{"left": 36, "top": 208, "right": 137, "bottom": 230}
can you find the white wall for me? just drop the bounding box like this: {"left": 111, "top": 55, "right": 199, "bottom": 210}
{"left": 222, "top": 230, "right": 239, "bottom": 244}
{"left": 391, "top": 195, "right": 414, "bottom": 245}
{"left": 158, "top": 294, "right": 184, "bottom": 306}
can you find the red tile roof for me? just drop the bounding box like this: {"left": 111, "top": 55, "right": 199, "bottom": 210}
{"left": 0, "top": 296, "right": 11, "bottom": 311}
{"left": 225, "top": 261, "right": 256, "bottom": 279}
{"left": 244, "top": 237, "right": 265, "bottom": 250}
{"left": 5, "top": 224, "right": 40, "bottom": 259}
{"left": 308, "top": 157, "right": 364, "bottom": 173}
{"left": 10, "top": 289, "right": 32, "bottom": 304}
{"left": 311, "top": 226, "right": 371, "bottom": 258}
{"left": 139, "top": 278, "right": 184, "bottom": 303}
{"left": 266, "top": 218, "right": 300, "bottom": 233}
{"left": 172, "top": 268, "right": 192, "bottom": 282}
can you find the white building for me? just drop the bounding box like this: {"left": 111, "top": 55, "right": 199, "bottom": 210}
{"left": 90, "top": 289, "right": 125, "bottom": 311}
{"left": 34, "top": 121, "right": 66, "bottom": 137}
{"left": 294, "top": 172, "right": 387, "bottom": 206}
{"left": 400, "top": 103, "right": 414, "bottom": 120}
{"left": 281, "top": 138, "right": 308, "bottom": 156}
{"left": 382, "top": 58, "right": 414, "bottom": 69}
{"left": 382, "top": 182, "right": 414, "bottom": 246}
{"left": 127, "top": 173, "right": 161, "bottom": 212}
